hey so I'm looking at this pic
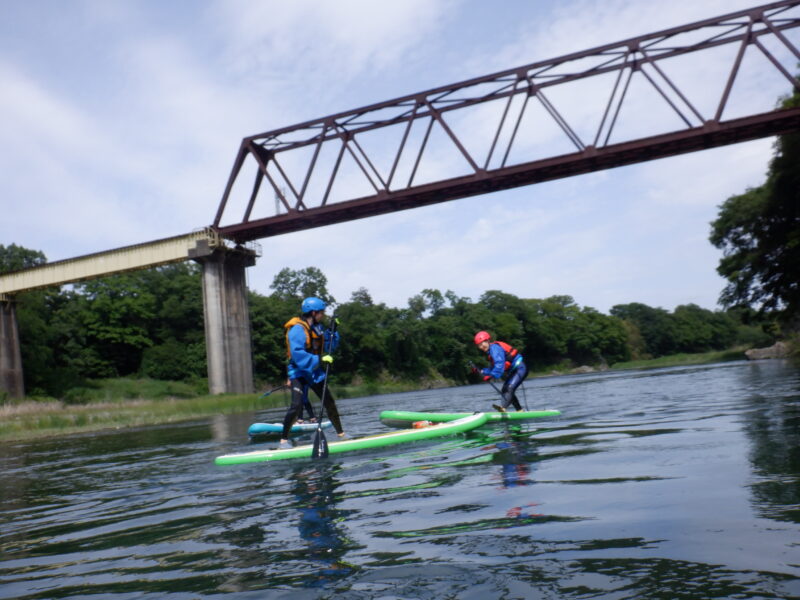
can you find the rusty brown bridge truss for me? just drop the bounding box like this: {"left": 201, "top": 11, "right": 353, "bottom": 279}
{"left": 214, "top": 0, "right": 800, "bottom": 243}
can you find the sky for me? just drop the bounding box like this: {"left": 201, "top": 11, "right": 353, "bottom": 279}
{"left": 1, "top": 0, "right": 798, "bottom": 314}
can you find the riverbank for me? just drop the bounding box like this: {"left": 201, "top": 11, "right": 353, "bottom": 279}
{"left": 0, "top": 347, "right": 778, "bottom": 442}
{"left": 608, "top": 348, "right": 746, "bottom": 370}
{"left": 0, "top": 392, "right": 291, "bottom": 442}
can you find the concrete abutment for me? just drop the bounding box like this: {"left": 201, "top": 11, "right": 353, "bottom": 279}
{"left": 198, "top": 247, "right": 257, "bottom": 395}
{"left": 0, "top": 300, "right": 25, "bottom": 399}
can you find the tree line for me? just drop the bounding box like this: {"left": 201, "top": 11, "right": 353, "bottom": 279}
{"left": 0, "top": 249, "right": 774, "bottom": 399}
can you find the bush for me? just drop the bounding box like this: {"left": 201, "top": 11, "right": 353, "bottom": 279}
{"left": 62, "top": 387, "right": 92, "bottom": 405}
{"left": 140, "top": 341, "right": 204, "bottom": 381}
{"left": 734, "top": 324, "right": 775, "bottom": 348}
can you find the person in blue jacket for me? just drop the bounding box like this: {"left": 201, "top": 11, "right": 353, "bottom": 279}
{"left": 472, "top": 331, "right": 527, "bottom": 411}
{"left": 280, "top": 297, "right": 346, "bottom": 447}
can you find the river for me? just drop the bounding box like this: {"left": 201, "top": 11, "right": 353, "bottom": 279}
{"left": 1, "top": 360, "right": 799, "bottom": 599}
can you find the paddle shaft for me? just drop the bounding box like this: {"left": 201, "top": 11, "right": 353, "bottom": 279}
{"left": 485, "top": 377, "right": 509, "bottom": 405}
{"left": 312, "top": 316, "right": 338, "bottom": 459}
{"left": 259, "top": 384, "right": 287, "bottom": 398}
{"left": 470, "top": 360, "right": 528, "bottom": 410}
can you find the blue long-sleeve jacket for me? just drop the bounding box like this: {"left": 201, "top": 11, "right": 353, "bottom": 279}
{"left": 481, "top": 342, "right": 522, "bottom": 379}
{"left": 287, "top": 323, "right": 340, "bottom": 383}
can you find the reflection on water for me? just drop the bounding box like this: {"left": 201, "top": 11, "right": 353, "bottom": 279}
{"left": 740, "top": 363, "right": 800, "bottom": 525}
{"left": 1, "top": 360, "right": 799, "bottom": 599}
{"left": 289, "top": 464, "right": 357, "bottom": 587}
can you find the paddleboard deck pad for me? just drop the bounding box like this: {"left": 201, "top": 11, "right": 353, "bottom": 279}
{"left": 379, "top": 409, "right": 560, "bottom": 428}
{"left": 248, "top": 421, "right": 332, "bottom": 436}
{"left": 216, "top": 412, "right": 488, "bottom": 465}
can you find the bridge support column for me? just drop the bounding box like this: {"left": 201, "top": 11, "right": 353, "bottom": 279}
{"left": 198, "top": 247, "right": 256, "bottom": 395}
{"left": 0, "top": 299, "right": 25, "bottom": 399}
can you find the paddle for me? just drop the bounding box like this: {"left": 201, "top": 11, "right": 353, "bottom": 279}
{"left": 312, "top": 315, "right": 339, "bottom": 459}
{"left": 259, "top": 384, "right": 287, "bottom": 398}
{"left": 469, "top": 360, "right": 504, "bottom": 397}
{"left": 468, "top": 360, "right": 514, "bottom": 411}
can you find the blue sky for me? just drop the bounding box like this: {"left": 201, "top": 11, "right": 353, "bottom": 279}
{"left": 1, "top": 0, "right": 797, "bottom": 313}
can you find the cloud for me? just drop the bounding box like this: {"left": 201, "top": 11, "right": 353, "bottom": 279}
{"left": 208, "top": 0, "right": 457, "bottom": 108}
{"left": 0, "top": 60, "right": 152, "bottom": 255}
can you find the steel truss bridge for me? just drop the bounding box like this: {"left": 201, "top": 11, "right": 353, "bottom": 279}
{"left": 214, "top": 0, "right": 800, "bottom": 243}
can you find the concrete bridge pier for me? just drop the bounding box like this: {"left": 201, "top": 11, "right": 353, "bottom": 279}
{"left": 197, "top": 247, "right": 257, "bottom": 395}
{"left": 0, "top": 299, "right": 25, "bottom": 399}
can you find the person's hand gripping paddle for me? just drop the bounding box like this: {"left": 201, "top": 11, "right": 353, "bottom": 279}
{"left": 469, "top": 361, "right": 508, "bottom": 412}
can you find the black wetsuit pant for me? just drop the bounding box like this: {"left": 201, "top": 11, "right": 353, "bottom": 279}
{"left": 282, "top": 377, "right": 343, "bottom": 438}
{"left": 500, "top": 363, "right": 528, "bottom": 410}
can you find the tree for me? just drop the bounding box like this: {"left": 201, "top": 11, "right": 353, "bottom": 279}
{"left": 138, "top": 264, "right": 206, "bottom": 380}
{"left": 610, "top": 303, "right": 677, "bottom": 357}
{"left": 270, "top": 266, "right": 335, "bottom": 305}
{"left": 0, "top": 244, "right": 47, "bottom": 272}
{"left": 71, "top": 275, "right": 156, "bottom": 376}
{"left": 671, "top": 304, "right": 736, "bottom": 353}
{"left": 479, "top": 290, "right": 528, "bottom": 319}
{"left": 334, "top": 300, "right": 390, "bottom": 379}
{"left": 249, "top": 292, "right": 295, "bottom": 383}
{"left": 710, "top": 89, "right": 800, "bottom": 320}
{"left": 521, "top": 296, "right": 574, "bottom": 366}
{"left": 568, "top": 307, "right": 630, "bottom": 365}
{"left": 0, "top": 245, "right": 76, "bottom": 395}
{"left": 406, "top": 294, "right": 426, "bottom": 319}
{"left": 349, "top": 287, "right": 373, "bottom": 306}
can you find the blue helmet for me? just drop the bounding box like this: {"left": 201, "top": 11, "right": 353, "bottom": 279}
{"left": 301, "top": 296, "right": 326, "bottom": 314}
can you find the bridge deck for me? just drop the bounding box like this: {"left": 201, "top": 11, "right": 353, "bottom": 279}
{"left": 0, "top": 229, "right": 220, "bottom": 298}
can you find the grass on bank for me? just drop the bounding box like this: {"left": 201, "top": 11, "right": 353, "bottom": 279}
{"left": 0, "top": 348, "right": 757, "bottom": 442}
{"left": 609, "top": 348, "right": 747, "bottom": 370}
{"left": 0, "top": 387, "right": 290, "bottom": 442}
{"left": 0, "top": 377, "right": 421, "bottom": 442}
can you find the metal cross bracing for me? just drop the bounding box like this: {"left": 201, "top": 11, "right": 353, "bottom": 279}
{"left": 214, "top": 0, "right": 800, "bottom": 243}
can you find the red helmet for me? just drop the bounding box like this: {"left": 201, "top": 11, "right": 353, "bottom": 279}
{"left": 474, "top": 331, "right": 491, "bottom": 345}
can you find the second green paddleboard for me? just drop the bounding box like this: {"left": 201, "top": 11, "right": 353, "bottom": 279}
{"left": 379, "top": 409, "right": 560, "bottom": 428}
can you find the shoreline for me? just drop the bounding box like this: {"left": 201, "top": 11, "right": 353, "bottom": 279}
{"left": 0, "top": 349, "right": 767, "bottom": 443}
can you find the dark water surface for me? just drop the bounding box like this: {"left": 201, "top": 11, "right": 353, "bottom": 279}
{"left": 1, "top": 360, "right": 799, "bottom": 599}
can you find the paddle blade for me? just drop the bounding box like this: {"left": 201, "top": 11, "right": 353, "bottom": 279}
{"left": 312, "top": 428, "right": 329, "bottom": 459}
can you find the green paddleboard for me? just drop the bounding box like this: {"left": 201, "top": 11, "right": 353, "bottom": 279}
{"left": 215, "top": 412, "right": 489, "bottom": 465}
{"left": 379, "top": 409, "right": 560, "bottom": 428}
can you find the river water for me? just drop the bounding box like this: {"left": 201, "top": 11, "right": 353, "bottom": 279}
{"left": 1, "top": 360, "right": 799, "bottom": 599}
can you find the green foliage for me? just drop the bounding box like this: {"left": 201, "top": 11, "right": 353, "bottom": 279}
{"left": 334, "top": 299, "right": 400, "bottom": 379}
{"left": 710, "top": 87, "right": 800, "bottom": 320}
{"left": 611, "top": 303, "right": 677, "bottom": 357}
{"left": 5, "top": 247, "right": 768, "bottom": 399}
{"left": 270, "top": 266, "right": 335, "bottom": 305}
{"left": 0, "top": 244, "right": 47, "bottom": 272}
{"left": 350, "top": 287, "right": 373, "bottom": 305}
{"left": 611, "top": 302, "right": 758, "bottom": 359}
{"left": 140, "top": 341, "right": 206, "bottom": 381}
{"left": 672, "top": 304, "right": 737, "bottom": 352}
{"left": 76, "top": 277, "right": 156, "bottom": 374}
{"left": 249, "top": 292, "right": 296, "bottom": 383}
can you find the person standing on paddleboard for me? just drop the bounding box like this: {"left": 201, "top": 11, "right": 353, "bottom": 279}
{"left": 472, "top": 331, "right": 528, "bottom": 412}
{"left": 280, "top": 297, "right": 346, "bottom": 448}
